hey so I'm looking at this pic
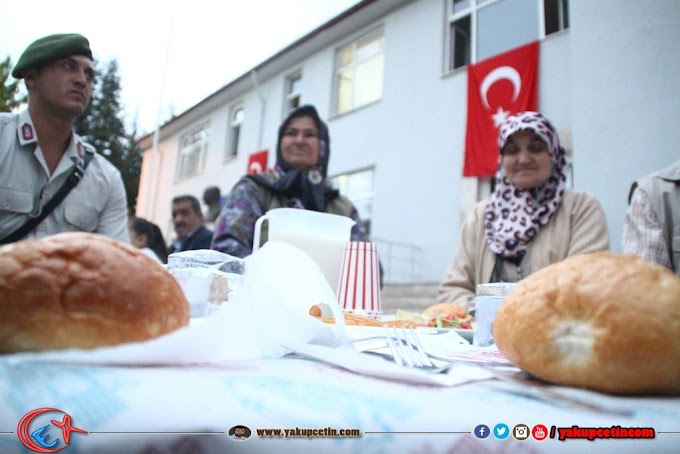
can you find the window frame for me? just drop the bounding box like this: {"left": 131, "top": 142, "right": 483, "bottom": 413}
{"left": 332, "top": 27, "right": 385, "bottom": 116}
{"left": 444, "top": 0, "right": 569, "bottom": 74}
{"left": 329, "top": 166, "right": 376, "bottom": 234}
{"left": 224, "top": 104, "right": 244, "bottom": 161}
{"left": 283, "top": 71, "right": 303, "bottom": 116}
{"left": 175, "top": 123, "right": 209, "bottom": 181}
{"left": 543, "top": 0, "right": 570, "bottom": 36}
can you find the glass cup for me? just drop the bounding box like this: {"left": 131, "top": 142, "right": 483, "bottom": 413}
{"left": 472, "top": 283, "right": 516, "bottom": 347}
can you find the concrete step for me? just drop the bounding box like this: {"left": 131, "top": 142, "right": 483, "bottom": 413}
{"left": 380, "top": 282, "right": 439, "bottom": 314}
{"left": 381, "top": 282, "right": 439, "bottom": 296}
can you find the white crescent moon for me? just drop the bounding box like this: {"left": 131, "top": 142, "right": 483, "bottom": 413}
{"left": 249, "top": 161, "right": 263, "bottom": 174}
{"left": 480, "top": 66, "right": 522, "bottom": 110}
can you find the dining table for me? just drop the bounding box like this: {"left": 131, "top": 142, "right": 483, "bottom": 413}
{"left": 1, "top": 317, "right": 678, "bottom": 454}
{"left": 2, "top": 244, "right": 678, "bottom": 454}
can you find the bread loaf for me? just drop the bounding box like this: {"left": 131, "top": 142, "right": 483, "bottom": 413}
{"left": 423, "top": 302, "right": 465, "bottom": 318}
{"left": 0, "top": 233, "right": 190, "bottom": 353}
{"left": 493, "top": 252, "right": 680, "bottom": 395}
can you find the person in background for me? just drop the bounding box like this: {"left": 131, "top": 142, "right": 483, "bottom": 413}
{"left": 438, "top": 111, "right": 609, "bottom": 308}
{"left": 623, "top": 160, "right": 680, "bottom": 275}
{"left": 128, "top": 216, "right": 168, "bottom": 264}
{"left": 168, "top": 195, "right": 213, "bottom": 254}
{"left": 0, "top": 33, "right": 129, "bottom": 244}
{"left": 212, "top": 104, "right": 372, "bottom": 257}
{"left": 202, "top": 185, "right": 224, "bottom": 229}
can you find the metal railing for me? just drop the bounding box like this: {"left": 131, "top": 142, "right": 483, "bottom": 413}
{"left": 372, "top": 237, "right": 423, "bottom": 284}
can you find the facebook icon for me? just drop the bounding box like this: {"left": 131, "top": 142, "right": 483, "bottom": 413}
{"left": 474, "top": 424, "right": 491, "bottom": 439}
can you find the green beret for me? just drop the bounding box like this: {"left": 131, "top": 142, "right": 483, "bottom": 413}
{"left": 12, "top": 33, "right": 93, "bottom": 79}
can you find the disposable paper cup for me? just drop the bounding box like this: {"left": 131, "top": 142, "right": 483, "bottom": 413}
{"left": 336, "top": 241, "right": 382, "bottom": 319}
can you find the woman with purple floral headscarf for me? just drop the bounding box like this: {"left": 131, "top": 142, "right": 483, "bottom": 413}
{"left": 212, "top": 105, "right": 372, "bottom": 258}
{"left": 438, "top": 112, "right": 609, "bottom": 308}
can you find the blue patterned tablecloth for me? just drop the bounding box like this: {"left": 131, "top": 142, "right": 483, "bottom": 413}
{"left": 0, "top": 356, "right": 678, "bottom": 454}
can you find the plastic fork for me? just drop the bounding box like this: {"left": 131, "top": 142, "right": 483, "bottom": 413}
{"left": 382, "top": 327, "right": 455, "bottom": 374}
{"left": 380, "top": 328, "right": 634, "bottom": 416}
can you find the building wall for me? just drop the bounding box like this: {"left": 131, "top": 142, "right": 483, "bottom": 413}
{"left": 570, "top": 0, "right": 680, "bottom": 252}
{"left": 137, "top": 0, "right": 680, "bottom": 282}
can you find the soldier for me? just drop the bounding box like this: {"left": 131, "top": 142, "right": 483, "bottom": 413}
{"left": 0, "top": 33, "right": 129, "bottom": 244}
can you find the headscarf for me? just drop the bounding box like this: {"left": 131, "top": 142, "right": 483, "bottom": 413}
{"left": 247, "top": 105, "right": 338, "bottom": 211}
{"left": 484, "top": 111, "right": 569, "bottom": 258}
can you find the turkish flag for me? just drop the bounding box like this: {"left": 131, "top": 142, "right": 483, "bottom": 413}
{"left": 246, "top": 149, "right": 268, "bottom": 175}
{"left": 463, "top": 41, "right": 539, "bottom": 177}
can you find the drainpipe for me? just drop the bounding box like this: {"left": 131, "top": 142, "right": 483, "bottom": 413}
{"left": 145, "top": 1, "right": 176, "bottom": 221}
{"left": 250, "top": 69, "right": 266, "bottom": 150}
{"left": 145, "top": 125, "right": 160, "bottom": 219}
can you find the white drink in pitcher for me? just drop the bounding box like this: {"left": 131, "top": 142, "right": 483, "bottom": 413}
{"left": 270, "top": 230, "right": 348, "bottom": 292}
{"left": 252, "top": 208, "right": 355, "bottom": 294}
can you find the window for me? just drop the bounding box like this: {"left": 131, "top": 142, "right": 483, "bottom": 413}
{"left": 176, "top": 125, "right": 209, "bottom": 180}
{"left": 544, "top": 0, "right": 569, "bottom": 36}
{"left": 330, "top": 168, "right": 375, "bottom": 234}
{"left": 446, "top": 0, "right": 569, "bottom": 71}
{"left": 334, "top": 29, "right": 384, "bottom": 115}
{"left": 477, "top": 0, "right": 538, "bottom": 61}
{"left": 450, "top": 15, "right": 471, "bottom": 70}
{"left": 225, "top": 106, "right": 244, "bottom": 160}
{"left": 284, "top": 72, "right": 302, "bottom": 114}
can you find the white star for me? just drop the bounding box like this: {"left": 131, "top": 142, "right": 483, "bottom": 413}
{"left": 491, "top": 107, "right": 510, "bottom": 127}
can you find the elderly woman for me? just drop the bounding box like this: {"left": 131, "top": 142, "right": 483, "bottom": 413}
{"left": 212, "top": 104, "right": 371, "bottom": 257}
{"left": 438, "top": 111, "right": 609, "bottom": 308}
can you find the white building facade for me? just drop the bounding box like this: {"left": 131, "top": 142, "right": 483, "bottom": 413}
{"left": 136, "top": 0, "right": 680, "bottom": 283}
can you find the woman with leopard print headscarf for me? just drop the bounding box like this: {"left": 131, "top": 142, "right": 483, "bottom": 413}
{"left": 437, "top": 112, "right": 609, "bottom": 309}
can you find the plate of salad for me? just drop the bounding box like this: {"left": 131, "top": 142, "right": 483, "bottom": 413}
{"left": 392, "top": 306, "right": 475, "bottom": 342}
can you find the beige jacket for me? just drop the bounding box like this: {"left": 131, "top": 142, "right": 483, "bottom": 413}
{"left": 438, "top": 190, "right": 610, "bottom": 308}
{"left": 0, "top": 110, "right": 129, "bottom": 243}
{"left": 630, "top": 160, "right": 680, "bottom": 274}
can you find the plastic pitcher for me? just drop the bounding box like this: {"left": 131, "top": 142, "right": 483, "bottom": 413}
{"left": 253, "top": 208, "right": 355, "bottom": 293}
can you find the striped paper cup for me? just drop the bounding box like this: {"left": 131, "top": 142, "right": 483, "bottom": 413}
{"left": 336, "top": 241, "right": 382, "bottom": 319}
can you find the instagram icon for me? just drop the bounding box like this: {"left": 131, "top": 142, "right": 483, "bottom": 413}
{"left": 513, "top": 424, "right": 530, "bottom": 441}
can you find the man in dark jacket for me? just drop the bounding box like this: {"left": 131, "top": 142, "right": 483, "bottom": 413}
{"left": 168, "top": 195, "right": 213, "bottom": 254}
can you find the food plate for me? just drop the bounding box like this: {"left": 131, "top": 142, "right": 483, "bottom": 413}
{"left": 378, "top": 314, "right": 474, "bottom": 343}
{"left": 453, "top": 328, "right": 473, "bottom": 342}
{"left": 344, "top": 325, "right": 472, "bottom": 344}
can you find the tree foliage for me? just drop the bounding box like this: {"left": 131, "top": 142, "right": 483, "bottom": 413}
{"left": 0, "top": 57, "right": 27, "bottom": 112}
{"left": 74, "top": 60, "right": 141, "bottom": 214}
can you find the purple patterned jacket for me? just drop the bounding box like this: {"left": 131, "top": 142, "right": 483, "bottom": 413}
{"left": 211, "top": 173, "right": 371, "bottom": 258}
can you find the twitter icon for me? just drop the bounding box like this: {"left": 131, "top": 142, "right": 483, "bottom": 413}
{"left": 493, "top": 423, "right": 510, "bottom": 440}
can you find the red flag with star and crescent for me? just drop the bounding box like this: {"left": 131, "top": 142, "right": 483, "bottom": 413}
{"left": 246, "top": 149, "right": 269, "bottom": 175}
{"left": 463, "top": 41, "right": 539, "bottom": 177}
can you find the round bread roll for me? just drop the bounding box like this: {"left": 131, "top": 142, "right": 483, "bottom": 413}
{"left": 0, "top": 232, "right": 190, "bottom": 353}
{"left": 423, "top": 302, "right": 466, "bottom": 318}
{"left": 493, "top": 252, "right": 680, "bottom": 395}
